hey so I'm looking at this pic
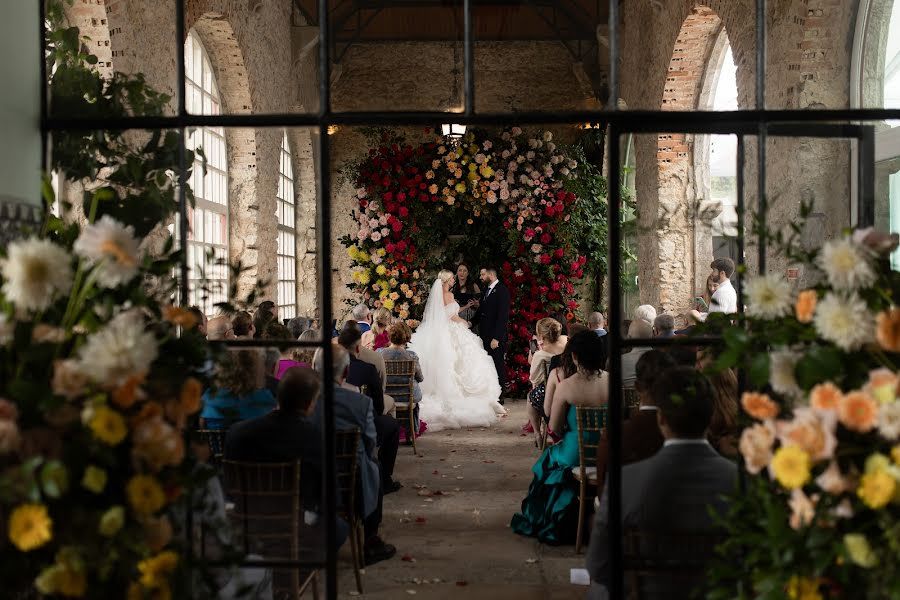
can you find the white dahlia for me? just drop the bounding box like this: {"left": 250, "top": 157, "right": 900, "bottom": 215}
{"left": 817, "top": 237, "right": 876, "bottom": 292}
{"left": 745, "top": 274, "right": 792, "bottom": 319}
{"left": 813, "top": 292, "right": 874, "bottom": 351}
{"left": 1, "top": 237, "right": 73, "bottom": 312}
{"left": 769, "top": 348, "right": 802, "bottom": 398}
{"left": 73, "top": 215, "right": 142, "bottom": 288}
{"left": 78, "top": 310, "right": 158, "bottom": 386}
{"left": 877, "top": 402, "right": 900, "bottom": 441}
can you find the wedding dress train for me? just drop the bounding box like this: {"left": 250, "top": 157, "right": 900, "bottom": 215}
{"left": 409, "top": 279, "right": 506, "bottom": 432}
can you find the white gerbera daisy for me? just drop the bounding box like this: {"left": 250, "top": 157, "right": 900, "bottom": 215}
{"left": 817, "top": 237, "right": 876, "bottom": 291}
{"left": 1, "top": 237, "right": 73, "bottom": 312}
{"left": 813, "top": 292, "right": 874, "bottom": 351}
{"left": 78, "top": 310, "right": 158, "bottom": 386}
{"left": 73, "top": 215, "right": 142, "bottom": 288}
{"left": 770, "top": 348, "right": 802, "bottom": 398}
{"left": 745, "top": 274, "right": 792, "bottom": 319}
{"left": 877, "top": 402, "right": 900, "bottom": 441}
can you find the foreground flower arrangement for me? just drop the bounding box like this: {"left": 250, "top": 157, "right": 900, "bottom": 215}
{"left": 0, "top": 209, "right": 219, "bottom": 597}
{"left": 340, "top": 128, "right": 587, "bottom": 393}
{"left": 707, "top": 228, "right": 900, "bottom": 599}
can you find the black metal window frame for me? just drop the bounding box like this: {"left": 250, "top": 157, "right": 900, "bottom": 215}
{"left": 37, "top": 0, "right": 891, "bottom": 598}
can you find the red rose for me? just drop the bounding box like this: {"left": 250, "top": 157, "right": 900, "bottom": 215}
{"left": 381, "top": 160, "right": 391, "bottom": 171}
{"left": 385, "top": 242, "right": 396, "bottom": 253}
{"left": 392, "top": 221, "right": 403, "bottom": 232}
{"left": 545, "top": 206, "right": 555, "bottom": 217}
{"left": 548, "top": 291, "right": 560, "bottom": 300}
{"left": 551, "top": 282, "right": 561, "bottom": 292}
{"left": 567, "top": 300, "right": 577, "bottom": 310}
{"left": 397, "top": 240, "right": 407, "bottom": 252}
{"left": 359, "top": 199, "right": 368, "bottom": 208}
{"left": 540, "top": 233, "right": 552, "bottom": 244}
{"left": 397, "top": 192, "right": 407, "bottom": 203}
{"left": 554, "top": 248, "right": 564, "bottom": 258}
{"left": 398, "top": 206, "right": 409, "bottom": 217}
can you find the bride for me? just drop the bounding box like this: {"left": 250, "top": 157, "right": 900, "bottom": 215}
{"left": 409, "top": 269, "right": 507, "bottom": 431}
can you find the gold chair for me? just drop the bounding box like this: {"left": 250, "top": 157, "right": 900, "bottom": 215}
{"left": 334, "top": 428, "right": 364, "bottom": 594}
{"left": 197, "top": 428, "right": 228, "bottom": 466}
{"left": 623, "top": 387, "right": 640, "bottom": 417}
{"left": 384, "top": 359, "right": 418, "bottom": 455}
{"left": 221, "top": 460, "right": 319, "bottom": 600}
{"left": 623, "top": 529, "right": 724, "bottom": 600}
{"left": 572, "top": 405, "right": 608, "bottom": 554}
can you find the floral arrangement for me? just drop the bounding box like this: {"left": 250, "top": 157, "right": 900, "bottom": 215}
{"left": 706, "top": 227, "right": 900, "bottom": 599}
{"left": 340, "top": 128, "right": 589, "bottom": 394}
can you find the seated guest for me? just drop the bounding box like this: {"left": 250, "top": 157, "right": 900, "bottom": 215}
{"left": 526, "top": 318, "right": 567, "bottom": 444}
{"left": 633, "top": 304, "right": 657, "bottom": 326}
{"left": 264, "top": 321, "right": 309, "bottom": 379}
{"left": 698, "top": 350, "right": 739, "bottom": 458}
{"left": 652, "top": 314, "right": 675, "bottom": 338}
{"left": 293, "top": 328, "right": 320, "bottom": 366}
{"left": 312, "top": 346, "right": 397, "bottom": 565}
{"left": 188, "top": 306, "right": 207, "bottom": 338}
{"left": 542, "top": 343, "right": 578, "bottom": 440}
{"left": 362, "top": 307, "right": 392, "bottom": 350}
{"left": 206, "top": 314, "right": 231, "bottom": 340}
{"left": 338, "top": 324, "right": 402, "bottom": 495}
{"left": 619, "top": 320, "right": 652, "bottom": 388}
{"left": 588, "top": 312, "right": 607, "bottom": 336}
{"left": 253, "top": 301, "right": 277, "bottom": 340}
{"left": 231, "top": 311, "right": 255, "bottom": 339}
{"left": 593, "top": 350, "right": 677, "bottom": 498}
{"left": 511, "top": 331, "right": 609, "bottom": 544}
{"left": 351, "top": 304, "right": 372, "bottom": 333}
{"left": 343, "top": 320, "right": 391, "bottom": 416}
{"left": 378, "top": 321, "right": 423, "bottom": 434}
{"left": 668, "top": 343, "right": 698, "bottom": 367}
{"left": 201, "top": 349, "right": 276, "bottom": 430}
{"left": 287, "top": 316, "right": 311, "bottom": 339}
{"left": 586, "top": 366, "right": 738, "bottom": 599}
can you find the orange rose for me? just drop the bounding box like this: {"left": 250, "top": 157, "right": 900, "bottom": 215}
{"left": 838, "top": 392, "right": 879, "bottom": 433}
{"left": 131, "top": 401, "right": 163, "bottom": 428}
{"left": 741, "top": 392, "right": 780, "bottom": 420}
{"left": 776, "top": 408, "right": 836, "bottom": 461}
{"left": 112, "top": 372, "right": 146, "bottom": 409}
{"left": 179, "top": 378, "right": 202, "bottom": 415}
{"left": 876, "top": 308, "right": 900, "bottom": 352}
{"left": 810, "top": 382, "right": 843, "bottom": 413}
{"left": 163, "top": 305, "right": 198, "bottom": 330}
{"left": 795, "top": 290, "right": 817, "bottom": 324}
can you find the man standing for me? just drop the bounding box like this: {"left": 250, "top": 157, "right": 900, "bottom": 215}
{"left": 473, "top": 266, "right": 510, "bottom": 394}
{"left": 709, "top": 257, "right": 737, "bottom": 315}
{"left": 588, "top": 312, "right": 607, "bottom": 336}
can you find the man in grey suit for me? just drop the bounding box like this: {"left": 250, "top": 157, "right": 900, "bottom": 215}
{"left": 586, "top": 366, "right": 736, "bottom": 600}
{"left": 312, "top": 345, "right": 397, "bottom": 566}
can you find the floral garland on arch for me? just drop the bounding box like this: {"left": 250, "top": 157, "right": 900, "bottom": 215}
{"left": 704, "top": 224, "right": 900, "bottom": 599}
{"left": 340, "top": 127, "right": 587, "bottom": 394}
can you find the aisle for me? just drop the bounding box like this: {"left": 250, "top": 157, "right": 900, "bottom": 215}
{"left": 337, "top": 401, "right": 587, "bottom": 599}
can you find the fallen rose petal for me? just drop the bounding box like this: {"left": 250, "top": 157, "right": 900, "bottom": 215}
{"left": 456, "top": 581, "right": 468, "bottom": 587}
{"left": 483, "top": 460, "right": 495, "bottom": 464}
{"left": 433, "top": 490, "right": 444, "bottom": 496}
{"left": 402, "top": 554, "right": 416, "bottom": 562}
{"left": 432, "top": 470, "right": 439, "bottom": 475}
{"left": 415, "top": 516, "right": 427, "bottom": 523}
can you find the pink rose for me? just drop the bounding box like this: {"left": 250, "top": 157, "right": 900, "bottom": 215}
{"left": 739, "top": 422, "right": 775, "bottom": 474}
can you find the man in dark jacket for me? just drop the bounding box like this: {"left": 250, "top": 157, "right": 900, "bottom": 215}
{"left": 472, "top": 266, "right": 511, "bottom": 394}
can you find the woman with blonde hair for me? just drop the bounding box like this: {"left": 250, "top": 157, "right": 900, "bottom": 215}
{"left": 408, "top": 269, "right": 506, "bottom": 430}
{"left": 525, "top": 317, "right": 567, "bottom": 445}
{"left": 362, "top": 306, "right": 393, "bottom": 350}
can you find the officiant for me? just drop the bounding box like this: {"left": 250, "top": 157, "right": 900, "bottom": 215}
{"left": 451, "top": 262, "right": 481, "bottom": 327}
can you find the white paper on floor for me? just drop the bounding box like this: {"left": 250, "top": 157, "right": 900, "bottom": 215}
{"left": 570, "top": 568, "right": 591, "bottom": 586}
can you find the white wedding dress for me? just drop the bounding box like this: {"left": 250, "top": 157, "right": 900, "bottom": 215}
{"left": 409, "top": 279, "right": 507, "bottom": 432}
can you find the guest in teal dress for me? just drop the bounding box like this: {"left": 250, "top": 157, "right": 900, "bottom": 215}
{"left": 201, "top": 348, "right": 276, "bottom": 430}
{"left": 511, "top": 331, "right": 609, "bottom": 544}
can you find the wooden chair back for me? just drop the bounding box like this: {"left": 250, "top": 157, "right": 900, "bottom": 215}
{"left": 575, "top": 405, "right": 607, "bottom": 472}
{"left": 623, "top": 529, "right": 724, "bottom": 600}
{"left": 334, "top": 428, "right": 361, "bottom": 518}
{"left": 197, "top": 428, "right": 228, "bottom": 465}
{"left": 384, "top": 359, "right": 416, "bottom": 403}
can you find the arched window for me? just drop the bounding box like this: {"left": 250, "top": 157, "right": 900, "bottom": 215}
{"left": 277, "top": 132, "right": 297, "bottom": 320}
{"left": 855, "top": 0, "right": 900, "bottom": 268}
{"left": 184, "top": 31, "right": 228, "bottom": 315}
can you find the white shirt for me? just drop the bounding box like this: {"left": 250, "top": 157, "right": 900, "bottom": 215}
{"left": 709, "top": 279, "right": 737, "bottom": 314}
{"left": 485, "top": 280, "right": 499, "bottom": 297}
{"left": 663, "top": 438, "right": 711, "bottom": 448}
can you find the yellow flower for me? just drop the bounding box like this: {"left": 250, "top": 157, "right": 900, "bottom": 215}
{"left": 357, "top": 251, "right": 369, "bottom": 263}
{"left": 454, "top": 182, "right": 466, "bottom": 193}
{"left": 479, "top": 165, "right": 494, "bottom": 178}
{"left": 892, "top": 445, "right": 900, "bottom": 465}
{"left": 138, "top": 550, "right": 179, "bottom": 589}
{"left": 8, "top": 503, "right": 53, "bottom": 551}
{"left": 346, "top": 245, "right": 359, "bottom": 259}
{"left": 467, "top": 171, "right": 480, "bottom": 182}
{"left": 89, "top": 405, "right": 127, "bottom": 445}
{"left": 382, "top": 298, "right": 395, "bottom": 310}
{"left": 81, "top": 465, "right": 107, "bottom": 494}
{"left": 786, "top": 576, "right": 822, "bottom": 600}
{"left": 377, "top": 248, "right": 386, "bottom": 257}
{"left": 770, "top": 445, "right": 811, "bottom": 490}
{"left": 357, "top": 271, "right": 370, "bottom": 285}
{"left": 844, "top": 533, "right": 878, "bottom": 568}
{"left": 375, "top": 264, "right": 387, "bottom": 276}
{"left": 128, "top": 582, "right": 172, "bottom": 600}
{"left": 34, "top": 548, "right": 87, "bottom": 597}
{"left": 99, "top": 505, "right": 125, "bottom": 536}
{"left": 857, "top": 469, "right": 896, "bottom": 509}
{"left": 126, "top": 475, "right": 166, "bottom": 515}
{"left": 865, "top": 453, "right": 891, "bottom": 474}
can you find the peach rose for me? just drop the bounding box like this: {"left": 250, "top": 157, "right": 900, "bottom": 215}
{"left": 864, "top": 368, "right": 898, "bottom": 404}
{"left": 163, "top": 305, "right": 198, "bottom": 330}
{"left": 32, "top": 324, "right": 66, "bottom": 344}
{"left": 776, "top": 408, "right": 837, "bottom": 461}
{"left": 810, "top": 382, "right": 842, "bottom": 413}
{"left": 876, "top": 308, "right": 900, "bottom": 353}
{"left": 111, "top": 372, "right": 146, "bottom": 409}
{"left": 795, "top": 290, "right": 817, "bottom": 324}
{"left": 132, "top": 416, "right": 184, "bottom": 472}
{"left": 51, "top": 359, "right": 88, "bottom": 400}
{"left": 739, "top": 422, "right": 776, "bottom": 474}
{"left": 0, "top": 420, "right": 22, "bottom": 455}
{"left": 788, "top": 488, "right": 818, "bottom": 530}
{"left": 741, "top": 392, "right": 780, "bottom": 420}
{"left": 179, "top": 378, "right": 202, "bottom": 416}
{"left": 815, "top": 460, "right": 856, "bottom": 495}
{"left": 141, "top": 515, "right": 173, "bottom": 552}
{"left": 838, "top": 392, "right": 879, "bottom": 433}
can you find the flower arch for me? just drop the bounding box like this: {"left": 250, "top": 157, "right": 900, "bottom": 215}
{"left": 341, "top": 127, "right": 590, "bottom": 394}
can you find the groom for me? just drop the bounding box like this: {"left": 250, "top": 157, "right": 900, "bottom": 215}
{"left": 472, "top": 266, "right": 510, "bottom": 396}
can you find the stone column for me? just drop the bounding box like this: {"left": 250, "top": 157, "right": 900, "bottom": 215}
{"left": 0, "top": 1, "right": 42, "bottom": 241}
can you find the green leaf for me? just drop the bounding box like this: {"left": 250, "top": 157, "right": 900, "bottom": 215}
{"left": 795, "top": 345, "right": 842, "bottom": 390}
{"left": 748, "top": 353, "right": 770, "bottom": 387}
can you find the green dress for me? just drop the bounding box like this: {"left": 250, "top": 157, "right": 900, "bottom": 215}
{"left": 510, "top": 404, "right": 599, "bottom": 544}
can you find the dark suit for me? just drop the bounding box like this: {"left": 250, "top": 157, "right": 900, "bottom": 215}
{"left": 586, "top": 442, "right": 737, "bottom": 600}
{"left": 347, "top": 356, "right": 400, "bottom": 486}
{"left": 594, "top": 408, "right": 664, "bottom": 498}
{"left": 473, "top": 280, "right": 510, "bottom": 388}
